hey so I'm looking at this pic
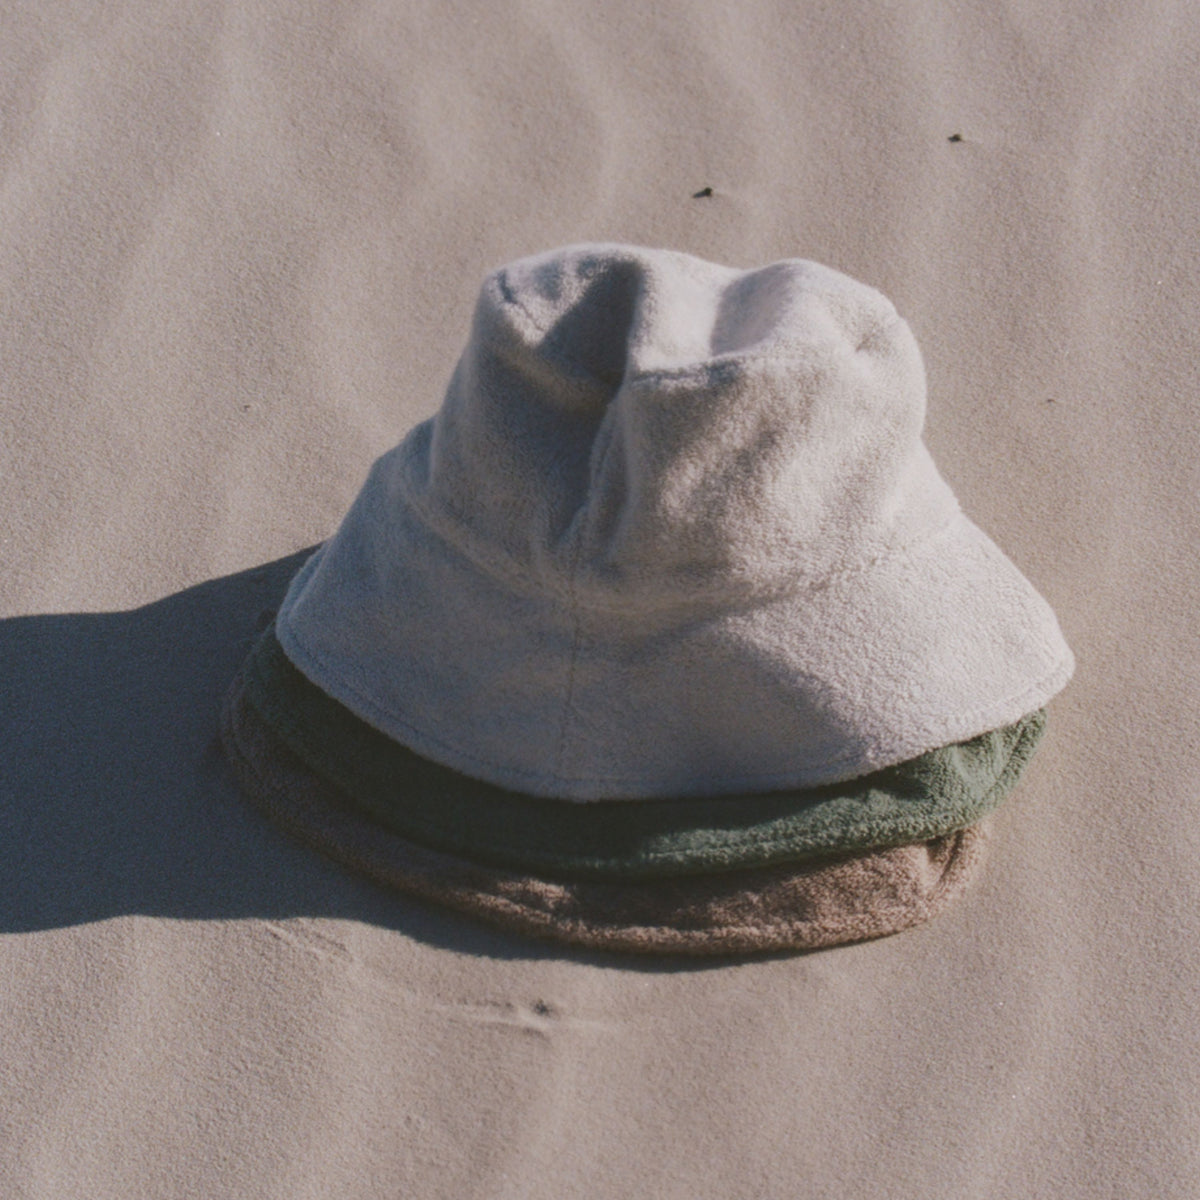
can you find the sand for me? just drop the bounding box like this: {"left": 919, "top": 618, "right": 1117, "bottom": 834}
{"left": 2, "top": 3, "right": 1198, "bottom": 1197}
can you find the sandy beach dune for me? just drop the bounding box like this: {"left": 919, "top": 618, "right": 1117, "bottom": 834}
{"left": 2, "top": 3, "right": 1198, "bottom": 1196}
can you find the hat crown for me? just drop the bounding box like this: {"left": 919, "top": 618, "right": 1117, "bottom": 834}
{"left": 402, "top": 244, "right": 957, "bottom": 607}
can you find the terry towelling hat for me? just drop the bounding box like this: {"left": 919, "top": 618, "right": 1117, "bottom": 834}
{"left": 222, "top": 243, "right": 1073, "bottom": 955}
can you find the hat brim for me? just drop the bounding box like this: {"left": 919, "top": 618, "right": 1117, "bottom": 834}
{"left": 221, "top": 667, "right": 990, "bottom": 956}
{"left": 276, "top": 505, "right": 1072, "bottom": 800}
{"left": 242, "top": 625, "right": 1041, "bottom": 879}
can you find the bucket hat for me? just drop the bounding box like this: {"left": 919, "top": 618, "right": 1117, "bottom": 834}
{"left": 273, "top": 244, "right": 1072, "bottom": 799}
{"left": 221, "top": 243, "right": 1073, "bottom": 954}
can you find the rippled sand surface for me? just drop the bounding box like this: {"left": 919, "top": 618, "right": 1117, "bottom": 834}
{"left": 2, "top": 4, "right": 1197, "bottom": 1197}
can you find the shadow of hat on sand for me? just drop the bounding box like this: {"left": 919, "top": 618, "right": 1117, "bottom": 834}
{"left": 1, "top": 552, "right": 671, "bottom": 965}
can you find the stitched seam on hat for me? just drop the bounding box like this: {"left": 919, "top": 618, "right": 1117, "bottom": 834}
{"left": 394, "top": 482, "right": 964, "bottom": 614}
{"left": 552, "top": 406, "right": 625, "bottom": 778}
{"left": 611, "top": 325, "right": 903, "bottom": 386}
{"left": 552, "top": 609, "right": 583, "bottom": 780}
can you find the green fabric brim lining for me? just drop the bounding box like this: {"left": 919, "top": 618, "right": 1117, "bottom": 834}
{"left": 242, "top": 627, "right": 1045, "bottom": 881}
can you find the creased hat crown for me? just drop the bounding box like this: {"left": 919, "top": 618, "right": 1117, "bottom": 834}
{"left": 405, "top": 245, "right": 957, "bottom": 607}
